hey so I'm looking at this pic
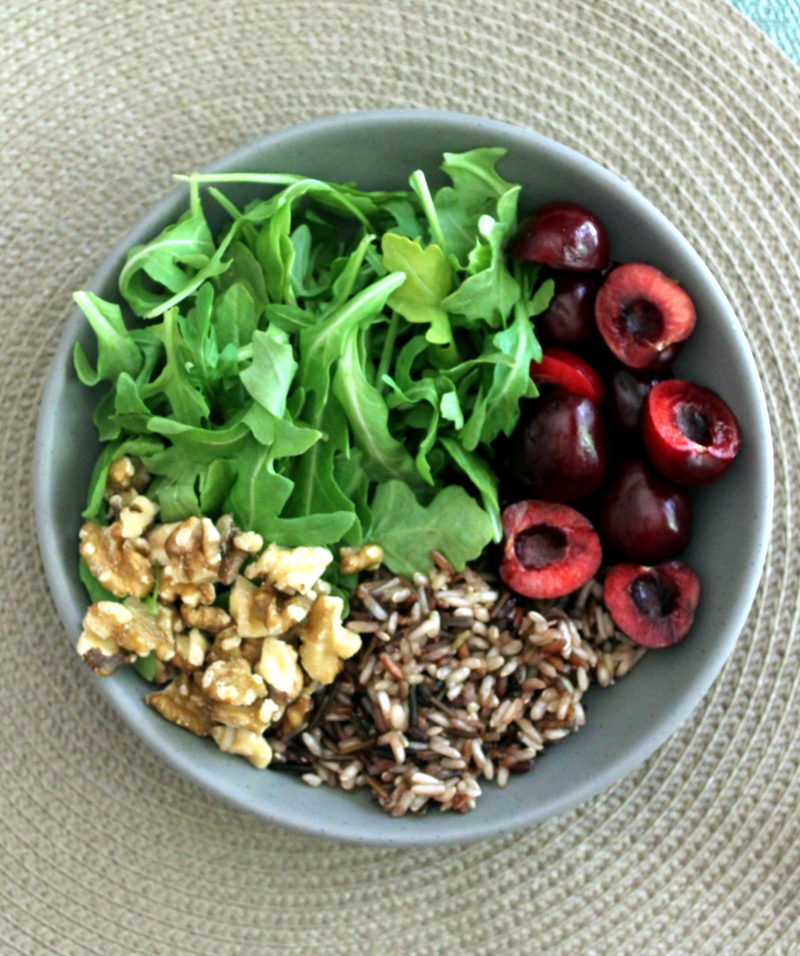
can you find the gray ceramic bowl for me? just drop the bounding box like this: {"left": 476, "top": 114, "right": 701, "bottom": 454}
{"left": 35, "top": 109, "right": 773, "bottom": 846}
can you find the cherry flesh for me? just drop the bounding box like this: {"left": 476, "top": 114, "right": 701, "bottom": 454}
{"left": 510, "top": 389, "right": 608, "bottom": 503}
{"left": 598, "top": 459, "right": 692, "bottom": 563}
{"left": 643, "top": 380, "right": 741, "bottom": 484}
{"left": 500, "top": 500, "right": 602, "bottom": 599}
{"left": 530, "top": 348, "right": 605, "bottom": 405}
{"left": 595, "top": 264, "right": 696, "bottom": 369}
{"left": 509, "top": 201, "right": 610, "bottom": 271}
{"left": 535, "top": 271, "right": 603, "bottom": 348}
{"left": 603, "top": 561, "right": 700, "bottom": 647}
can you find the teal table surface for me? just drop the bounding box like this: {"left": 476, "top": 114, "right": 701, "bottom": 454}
{"left": 731, "top": 0, "right": 800, "bottom": 60}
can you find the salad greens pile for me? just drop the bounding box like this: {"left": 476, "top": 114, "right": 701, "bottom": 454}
{"left": 76, "top": 148, "right": 552, "bottom": 578}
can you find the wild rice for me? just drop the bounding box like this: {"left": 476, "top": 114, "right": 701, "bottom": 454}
{"left": 275, "top": 561, "right": 644, "bottom": 816}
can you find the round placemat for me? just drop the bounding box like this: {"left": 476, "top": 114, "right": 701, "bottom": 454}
{"left": 3, "top": 1, "right": 799, "bottom": 952}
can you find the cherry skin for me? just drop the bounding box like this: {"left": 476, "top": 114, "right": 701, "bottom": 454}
{"left": 595, "top": 263, "right": 696, "bottom": 369}
{"left": 510, "top": 389, "right": 609, "bottom": 503}
{"left": 530, "top": 348, "right": 605, "bottom": 405}
{"left": 509, "top": 201, "right": 610, "bottom": 271}
{"left": 598, "top": 459, "right": 692, "bottom": 564}
{"left": 535, "top": 271, "right": 603, "bottom": 348}
{"left": 643, "top": 380, "right": 741, "bottom": 484}
{"left": 603, "top": 561, "right": 700, "bottom": 647}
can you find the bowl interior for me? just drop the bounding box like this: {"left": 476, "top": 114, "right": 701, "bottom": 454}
{"left": 34, "top": 109, "right": 773, "bottom": 846}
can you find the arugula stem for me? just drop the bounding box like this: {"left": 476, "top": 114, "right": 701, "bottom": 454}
{"left": 375, "top": 312, "right": 400, "bottom": 391}
{"left": 176, "top": 172, "right": 305, "bottom": 186}
{"left": 237, "top": 343, "right": 253, "bottom": 363}
{"left": 409, "top": 170, "right": 447, "bottom": 249}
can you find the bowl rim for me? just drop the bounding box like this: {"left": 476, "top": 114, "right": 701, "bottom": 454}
{"left": 34, "top": 107, "right": 774, "bottom": 846}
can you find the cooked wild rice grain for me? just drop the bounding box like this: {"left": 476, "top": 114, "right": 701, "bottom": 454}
{"left": 276, "top": 563, "right": 643, "bottom": 816}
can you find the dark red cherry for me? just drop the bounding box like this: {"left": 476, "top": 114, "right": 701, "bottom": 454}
{"left": 607, "top": 368, "right": 668, "bottom": 436}
{"left": 643, "top": 380, "right": 741, "bottom": 484}
{"left": 510, "top": 390, "right": 609, "bottom": 503}
{"left": 530, "top": 348, "right": 605, "bottom": 404}
{"left": 509, "top": 201, "right": 610, "bottom": 271}
{"left": 535, "top": 271, "right": 603, "bottom": 348}
{"left": 603, "top": 561, "right": 700, "bottom": 648}
{"left": 598, "top": 459, "right": 692, "bottom": 563}
{"left": 500, "top": 500, "right": 602, "bottom": 599}
{"left": 595, "top": 264, "right": 696, "bottom": 369}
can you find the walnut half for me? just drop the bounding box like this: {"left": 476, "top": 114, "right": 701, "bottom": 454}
{"left": 79, "top": 521, "right": 153, "bottom": 599}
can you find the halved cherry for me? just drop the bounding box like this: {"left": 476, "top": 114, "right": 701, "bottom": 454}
{"left": 595, "top": 264, "right": 696, "bottom": 369}
{"left": 530, "top": 348, "right": 605, "bottom": 404}
{"left": 603, "top": 560, "right": 700, "bottom": 648}
{"left": 500, "top": 500, "right": 602, "bottom": 599}
{"left": 509, "top": 201, "right": 610, "bottom": 271}
{"left": 643, "top": 380, "right": 741, "bottom": 484}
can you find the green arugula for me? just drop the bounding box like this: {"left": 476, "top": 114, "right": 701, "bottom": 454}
{"left": 75, "top": 148, "right": 551, "bottom": 577}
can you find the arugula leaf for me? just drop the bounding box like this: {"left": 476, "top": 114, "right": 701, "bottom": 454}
{"left": 478, "top": 311, "right": 540, "bottom": 446}
{"left": 73, "top": 292, "right": 142, "bottom": 386}
{"left": 441, "top": 208, "right": 520, "bottom": 327}
{"left": 440, "top": 437, "right": 501, "bottom": 542}
{"left": 333, "top": 325, "right": 425, "bottom": 489}
{"left": 143, "top": 308, "right": 209, "bottom": 426}
{"left": 381, "top": 234, "right": 454, "bottom": 346}
{"left": 240, "top": 329, "right": 297, "bottom": 418}
{"left": 369, "top": 481, "right": 494, "bottom": 576}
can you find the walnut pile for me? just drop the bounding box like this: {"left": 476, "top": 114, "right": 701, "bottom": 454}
{"left": 76, "top": 455, "right": 381, "bottom": 770}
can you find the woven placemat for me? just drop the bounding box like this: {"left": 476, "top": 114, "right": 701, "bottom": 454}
{"left": 3, "top": 1, "right": 799, "bottom": 952}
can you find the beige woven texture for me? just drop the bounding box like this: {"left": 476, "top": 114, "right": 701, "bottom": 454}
{"left": 3, "top": 0, "right": 799, "bottom": 952}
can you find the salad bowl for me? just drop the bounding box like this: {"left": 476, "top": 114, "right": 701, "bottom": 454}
{"left": 34, "top": 109, "right": 772, "bottom": 845}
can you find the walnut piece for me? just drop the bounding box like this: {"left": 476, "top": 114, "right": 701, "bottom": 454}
{"left": 255, "top": 638, "right": 304, "bottom": 703}
{"left": 106, "top": 456, "right": 150, "bottom": 497}
{"left": 338, "top": 543, "right": 384, "bottom": 575}
{"left": 79, "top": 521, "right": 154, "bottom": 599}
{"left": 210, "top": 725, "right": 272, "bottom": 769}
{"left": 173, "top": 628, "right": 210, "bottom": 672}
{"left": 298, "top": 594, "right": 361, "bottom": 684}
{"left": 278, "top": 694, "right": 312, "bottom": 735}
{"left": 153, "top": 517, "right": 222, "bottom": 606}
{"left": 208, "top": 696, "right": 282, "bottom": 734}
{"left": 146, "top": 673, "right": 211, "bottom": 736}
{"left": 201, "top": 659, "right": 266, "bottom": 706}
{"left": 78, "top": 599, "right": 174, "bottom": 667}
{"left": 230, "top": 576, "right": 311, "bottom": 638}
{"left": 179, "top": 604, "right": 232, "bottom": 634}
{"left": 245, "top": 543, "right": 332, "bottom": 595}
{"left": 118, "top": 495, "right": 159, "bottom": 540}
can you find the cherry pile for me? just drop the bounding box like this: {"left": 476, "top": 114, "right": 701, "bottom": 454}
{"left": 498, "top": 201, "right": 741, "bottom": 649}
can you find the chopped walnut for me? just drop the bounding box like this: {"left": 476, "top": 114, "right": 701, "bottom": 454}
{"left": 298, "top": 594, "right": 362, "bottom": 684}
{"left": 245, "top": 543, "right": 332, "bottom": 595}
{"left": 79, "top": 521, "right": 154, "bottom": 599}
{"left": 118, "top": 495, "right": 159, "bottom": 539}
{"left": 210, "top": 726, "right": 272, "bottom": 769}
{"left": 146, "top": 673, "right": 211, "bottom": 737}
{"left": 78, "top": 599, "right": 174, "bottom": 667}
{"left": 230, "top": 576, "right": 311, "bottom": 638}
{"left": 76, "top": 619, "right": 131, "bottom": 675}
{"left": 339, "top": 543, "right": 384, "bottom": 575}
{"left": 255, "top": 638, "right": 304, "bottom": 703}
{"left": 208, "top": 696, "right": 282, "bottom": 734}
{"left": 146, "top": 521, "right": 179, "bottom": 565}
{"left": 232, "top": 531, "right": 263, "bottom": 554}
{"left": 173, "top": 628, "right": 210, "bottom": 672}
{"left": 277, "top": 693, "right": 312, "bottom": 735}
{"left": 106, "top": 456, "right": 150, "bottom": 497}
{"left": 205, "top": 628, "right": 262, "bottom": 665}
{"left": 179, "top": 604, "right": 232, "bottom": 634}
{"left": 201, "top": 659, "right": 266, "bottom": 706}
{"left": 154, "top": 517, "right": 222, "bottom": 606}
